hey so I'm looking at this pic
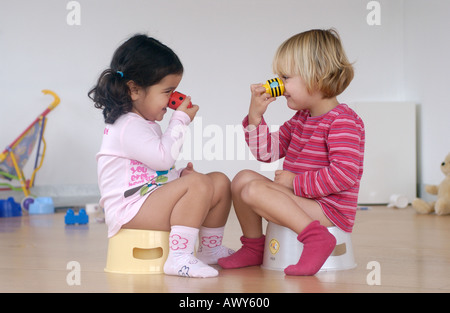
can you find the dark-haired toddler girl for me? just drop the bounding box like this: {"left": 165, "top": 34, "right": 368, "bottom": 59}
{"left": 89, "top": 34, "right": 233, "bottom": 278}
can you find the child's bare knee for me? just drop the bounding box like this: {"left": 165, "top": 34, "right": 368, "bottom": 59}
{"left": 187, "top": 172, "right": 214, "bottom": 197}
{"left": 209, "top": 172, "right": 231, "bottom": 193}
{"left": 241, "top": 179, "right": 265, "bottom": 204}
{"left": 231, "top": 170, "right": 256, "bottom": 194}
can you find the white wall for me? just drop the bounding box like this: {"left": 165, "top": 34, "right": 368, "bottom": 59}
{"left": 0, "top": 0, "right": 448, "bottom": 204}
{"left": 403, "top": 0, "right": 450, "bottom": 197}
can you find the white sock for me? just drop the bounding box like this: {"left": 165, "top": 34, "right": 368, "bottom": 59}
{"left": 196, "top": 226, "right": 235, "bottom": 265}
{"left": 164, "top": 225, "right": 218, "bottom": 278}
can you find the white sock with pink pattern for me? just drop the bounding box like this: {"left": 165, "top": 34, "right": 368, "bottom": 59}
{"left": 164, "top": 225, "right": 218, "bottom": 278}
{"left": 197, "top": 226, "right": 235, "bottom": 265}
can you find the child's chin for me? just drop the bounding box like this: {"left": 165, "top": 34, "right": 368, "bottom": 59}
{"left": 287, "top": 101, "right": 298, "bottom": 110}
{"left": 156, "top": 110, "right": 167, "bottom": 121}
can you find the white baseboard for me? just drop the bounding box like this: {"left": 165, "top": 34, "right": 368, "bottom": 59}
{"left": 0, "top": 184, "right": 100, "bottom": 208}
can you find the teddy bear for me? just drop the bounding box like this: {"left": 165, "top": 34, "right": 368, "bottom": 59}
{"left": 412, "top": 153, "right": 450, "bottom": 215}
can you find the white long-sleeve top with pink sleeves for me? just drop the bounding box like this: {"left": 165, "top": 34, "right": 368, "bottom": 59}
{"left": 96, "top": 111, "right": 191, "bottom": 237}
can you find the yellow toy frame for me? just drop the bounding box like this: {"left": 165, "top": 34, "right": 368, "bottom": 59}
{"left": 0, "top": 90, "right": 60, "bottom": 206}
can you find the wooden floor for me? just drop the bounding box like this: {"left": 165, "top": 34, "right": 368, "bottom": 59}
{"left": 1, "top": 205, "right": 449, "bottom": 293}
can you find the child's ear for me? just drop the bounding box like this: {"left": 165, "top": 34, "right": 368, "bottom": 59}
{"left": 126, "top": 80, "right": 140, "bottom": 101}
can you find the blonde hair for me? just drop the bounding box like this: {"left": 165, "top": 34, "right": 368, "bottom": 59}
{"left": 272, "top": 29, "right": 354, "bottom": 98}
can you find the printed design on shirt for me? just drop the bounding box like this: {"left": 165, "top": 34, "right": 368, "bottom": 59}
{"left": 123, "top": 163, "right": 174, "bottom": 198}
{"left": 128, "top": 160, "right": 152, "bottom": 187}
{"left": 139, "top": 169, "right": 170, "bottom": 196}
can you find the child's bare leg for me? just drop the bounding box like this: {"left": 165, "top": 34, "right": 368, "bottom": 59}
{"left": 241, "top": 178, "right": 334, "bottom": 232}
{"left": 122, "top": 172, "right": 218, "bottom": 277}
{"left": 197, "top": 172, "right": 235, "bottom": 264}
{"left": 239, "top": 176, "right": 337, "bottom": 275}
{"left": 218, "top": 169, "right": 335, "bottom": 274}
{"left": 122, "top": 171, "right": 214, "bottom": 231}
{"left": 229, "top": 170, "right": 268, "bottom": 238}
{"left": 218, "top": 170, "right": 268, "bottom": 269}
{"left": 202, "top": 172, "right": 232, "bottom": 228}
{"left": 230, "top": 169, "right": 333, "bottom": 234}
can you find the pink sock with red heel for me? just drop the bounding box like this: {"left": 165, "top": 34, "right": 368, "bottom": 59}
{"left": 217, "top": 235, "right": 265, "bottom": 269}
{"left": 284, "top": 220, "right": 336, "bottom": 276}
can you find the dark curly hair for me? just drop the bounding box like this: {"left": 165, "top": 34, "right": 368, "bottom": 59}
{"left": 88, "top": 34, "right": 183, "bottom": 124}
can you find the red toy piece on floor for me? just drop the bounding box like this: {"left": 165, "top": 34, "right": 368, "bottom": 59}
{"left": 168, "top": 91, "right": 193, "bottom": 110}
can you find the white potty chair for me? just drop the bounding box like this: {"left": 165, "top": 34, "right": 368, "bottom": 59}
{"left": 262, "top": 222, "right": 356, "bottom": 272}
{"left": 105, "top": 229, "right": 170, "bottom": 274}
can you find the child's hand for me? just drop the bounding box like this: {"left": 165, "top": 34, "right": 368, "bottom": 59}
{"left": 248, "top": 84, "right": 277, "bottom": 126}
{"left": 274, "top": 170, "right": 296, "bottom": 190}
{"left": 180, "top": 162, "right": 195, "bottom": 177}
{"left": 177, "top": 96, "right": 199, "bottom": 121}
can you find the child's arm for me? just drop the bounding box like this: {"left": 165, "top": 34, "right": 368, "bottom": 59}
{"left": 121, "top": 111, "right": 191, "bottom": 171}
{"left": 176, "top": 95, "right": 199, "bottom": 122}
{"left": 243, "top": 115, "right": 293, "bottom": 163}
{"left": 292, "top": 116, "right": 363, "bottom": 198}
{"left": 248, "top": 84, "right": 276, "bottom": 127}
{"left": 243, "top": 83, "right": 293, "bottom": 162}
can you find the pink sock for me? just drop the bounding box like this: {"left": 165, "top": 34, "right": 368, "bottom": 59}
{"left": 217, "top": 235, "right": 265, "bottom": 269}
{"left": 284, "top": 220, "right": 336, "bottom": 276}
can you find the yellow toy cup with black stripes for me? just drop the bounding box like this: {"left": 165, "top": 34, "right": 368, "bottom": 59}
{"left": 263, "top": 77, "right": 285, "bottom": 97}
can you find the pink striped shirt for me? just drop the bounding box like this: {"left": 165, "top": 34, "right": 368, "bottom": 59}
{"left": 243, "top": 103, "right": 365, "bottom": 232}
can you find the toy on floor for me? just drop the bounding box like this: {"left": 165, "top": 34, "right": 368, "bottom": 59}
{"left": 0, "top": 197, "right": 21, "bottom": 217}
{"left": 168, "top": 91, "right": 193, "bottom": 110}
{"left": 263, "top": 77, "right": 285, "bottom": 97}
{"left": 0, "top": 90, "right": 60, "bottom": 211}
{"left": 65, "top": 209, "right": 89, "bottom": 225}
{"left": 412, "top": 152, "right": 450, "bottom": 215}
{"left": 86, "top": 203, "right": 105, "bottom": 223}
{"left": 387, "top": 194, "right": 408, "bottom": 209}
{"left": 28, "top": 197, "right": 54, "bottom": 215}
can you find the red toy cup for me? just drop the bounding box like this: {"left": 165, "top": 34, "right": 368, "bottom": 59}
{"left": 168, "top": 91, "right": 193, "bottom": 110}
